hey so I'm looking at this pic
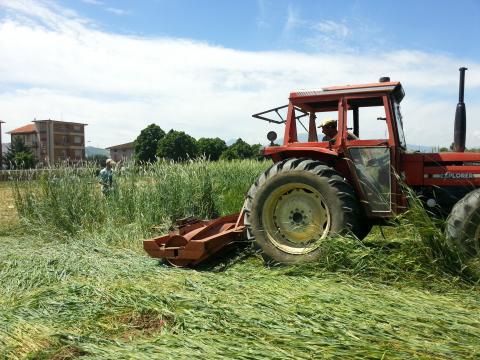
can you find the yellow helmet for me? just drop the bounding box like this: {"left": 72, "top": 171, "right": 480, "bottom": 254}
{"left": 318, "top": 118, "right": 337, "bottom": 128}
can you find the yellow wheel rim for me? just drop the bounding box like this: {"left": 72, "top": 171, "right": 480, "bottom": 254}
{"left": 262, "top": 182, "right": 331, "bottom": 255}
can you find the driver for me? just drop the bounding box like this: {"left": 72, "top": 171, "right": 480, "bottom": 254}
{"left": 319, "top": 118, "right": 358, "bottom": 141}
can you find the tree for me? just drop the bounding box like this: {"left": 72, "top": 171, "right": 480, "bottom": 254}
{"left": 3, "top": 137, "right": 37, "bottom": 169}
{"left": 157, "top": 130, "right": 198, "bottom": 162}
{"left": 250, "top": 143, "right": 263, "bottom": 160}
{"left": 134, "top": 124, "right": 165, "bottom": 162}
{"left": 220, "top": 138, "right": 255, "bottom": 160}
{"left": 197, "top": 137, "right": 227, "bottom": 161}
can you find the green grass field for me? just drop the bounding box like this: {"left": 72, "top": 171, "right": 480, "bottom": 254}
{"left": 1, "top": 160, "right": 480, "bottom": 359}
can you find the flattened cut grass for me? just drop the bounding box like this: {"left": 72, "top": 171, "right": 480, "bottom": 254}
{"left": 1, "top": 235, "right": 479, "bottom": 359}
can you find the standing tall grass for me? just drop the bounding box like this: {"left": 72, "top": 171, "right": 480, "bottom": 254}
{"left": 13, "top": 159, "right": 269, "bottom": 241}
{"left": 395, "top": 185, "right": 480, "bottom": 282}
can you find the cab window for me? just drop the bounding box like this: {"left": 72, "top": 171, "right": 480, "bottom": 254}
{"left": 346, "top": 97, "right": 389, "bottom": 141}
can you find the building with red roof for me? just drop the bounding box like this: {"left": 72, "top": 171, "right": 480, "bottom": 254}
{"left": 7, "top": 119, "right": 87, "bottom": 164}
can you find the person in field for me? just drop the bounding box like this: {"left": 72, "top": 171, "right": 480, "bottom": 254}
{"left": 98, "top": 158, "right": 115, "bottom": 195}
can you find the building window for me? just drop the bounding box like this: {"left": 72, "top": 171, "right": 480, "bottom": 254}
{"left": 74, "top": 149, "right": 82, "bottom": 158}
{"left": 63, "top": 135, "right": 69, "bottom": 145}
{"left": 74, "top": 136, "right": 82, "bottom": 144}
{"left": 73, "top": 125, "right": 81, "bottom": 131}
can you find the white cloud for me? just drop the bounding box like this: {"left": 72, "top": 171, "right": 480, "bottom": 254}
{"left": 81, "top": 0, "right": 103, "bottom": 5}
{"left": 256, "top": 0, "right": 270, "bottom": 29}
{"left": 280, "top": 5, "right": 352, "bottom": 51}
{"left": 312, "top": 20, "right": 350, "bottom": 39}
{"left": 283, "top": 4, "right": 304, "bottom": 34}
{"left": 79, "top": 0, "right": 128, "bottom": 16}
{"left": 304, "top": 20, "right": 352, "bottom": 51}
{"left": 0, "top": 0, "right": 95, "bottom": 34}
{"left": 0, "top": 0, "right": 479, "bottom": 148}
{"left": 104, "top": 7, "right": 129, "bottom": 16}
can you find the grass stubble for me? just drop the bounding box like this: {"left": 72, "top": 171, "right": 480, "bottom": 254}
{"left": 0, "top": 160, "right": 479, "bottom": 359}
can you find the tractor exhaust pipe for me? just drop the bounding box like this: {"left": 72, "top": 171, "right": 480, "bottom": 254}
{"left": 453, "top": 67, "right": 468, "bottom": 152}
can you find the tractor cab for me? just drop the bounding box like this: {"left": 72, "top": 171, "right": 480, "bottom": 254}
{"left": 254, "top": 79, "right": 407, "bottom": 217}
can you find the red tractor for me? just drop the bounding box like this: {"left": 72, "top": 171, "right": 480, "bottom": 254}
{"left": 144, "top": 68, "right": 480, "bottom": 266}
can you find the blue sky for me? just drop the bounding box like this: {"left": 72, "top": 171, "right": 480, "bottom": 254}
{"left": 62, "top": 0, "right": 480, "bottom": 57}
{"left": 0, "top": 0, "right": 479, "bottom": 147}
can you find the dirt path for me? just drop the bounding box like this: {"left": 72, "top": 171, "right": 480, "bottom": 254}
{"left": 0, "top": 183, "right": 18, "bottom": 227}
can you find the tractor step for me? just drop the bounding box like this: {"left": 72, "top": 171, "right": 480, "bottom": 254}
{"left": 143, "top": 212, "right": 245, "bottom": 267}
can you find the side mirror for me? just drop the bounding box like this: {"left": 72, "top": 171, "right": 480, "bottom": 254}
{"left": 267, "top": 131, "right": 277, "bottom": 146}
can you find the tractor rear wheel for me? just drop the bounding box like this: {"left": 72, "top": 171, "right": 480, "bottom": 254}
{"left": 446, "top": 189, "right": 480, "bottom": 257}
{"left": 244, "top": 158, "right": 363, "bottom": 264}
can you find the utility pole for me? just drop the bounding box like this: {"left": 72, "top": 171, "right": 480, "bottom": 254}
{"left": 0, "top": 120, "right": 4, "bottom": 169}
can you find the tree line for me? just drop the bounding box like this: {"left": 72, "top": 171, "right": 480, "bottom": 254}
{"left": 1, "top": 124, "right": 263, "bottom": 169}
{"left": 134, "top": 124, "right": 262, "bottom": 162}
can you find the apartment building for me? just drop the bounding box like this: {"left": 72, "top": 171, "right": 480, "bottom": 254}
{"left": 106, "top": 142, "right": 135, "bottom": 162}
{"left": 8, "top": 119, "right": 87, "bottom": 164}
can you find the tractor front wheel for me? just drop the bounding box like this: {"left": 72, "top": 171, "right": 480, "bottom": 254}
{"left": 446, "top": 189, "right": 480, "bottom": 257}
{"left": 244, "top": 158, "right": 363, "bottom": 264}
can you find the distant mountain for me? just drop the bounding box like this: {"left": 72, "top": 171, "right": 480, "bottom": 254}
{"left": 406, "top": 144, "right": 440, "bottom": 153}
{"left": 86, "top": 146, "right": 109, "bottom": 157}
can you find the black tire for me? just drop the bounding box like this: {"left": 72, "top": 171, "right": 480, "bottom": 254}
{"left": 446, "top": 189, "right": 480, "bottom": 257}
{"left": 244, "top": 158, "right": 364, "bottom": 264}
